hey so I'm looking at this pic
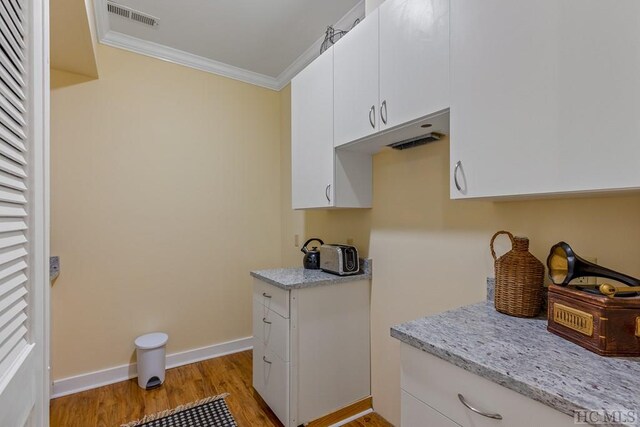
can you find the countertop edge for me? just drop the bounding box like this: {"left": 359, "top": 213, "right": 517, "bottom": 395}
{"left": 390, "top": 325, "right": 585, "bottom": 420}
{"left": 249, "top": 270, "right": 371, "bottom": 290}
{"left": 250, "top": 259, "right": 372, "bottom": 290}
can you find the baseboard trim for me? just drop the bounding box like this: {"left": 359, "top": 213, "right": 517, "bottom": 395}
{"left": 307, "top": 396, "right": 373, "bottom": 427}
{"left": 51, "top": 336, "right": 252, "bottom": 399}
{"left": 330, "top": 409, "right": 374, "bottom": 427}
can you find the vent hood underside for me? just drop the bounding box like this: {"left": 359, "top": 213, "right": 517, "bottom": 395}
{"left": 337, "top": 109, "right": 450, "bottom": 154}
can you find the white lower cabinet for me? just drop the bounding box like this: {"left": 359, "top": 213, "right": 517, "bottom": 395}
{"left": 253, "top": 344, "right": 290, "bottom": 425}
{"left": 400, "top": 344, "right": 574, "bottom": 427}
{"left": 253, "top": 278, "right": 371, "bottom": 427}
{"left": 402, "top": 391, "right": 460, "bottom": 427}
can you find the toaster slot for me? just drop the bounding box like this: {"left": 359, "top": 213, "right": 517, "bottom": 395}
{"left": 344, "top": 248, "right": 358, "bottom": 272}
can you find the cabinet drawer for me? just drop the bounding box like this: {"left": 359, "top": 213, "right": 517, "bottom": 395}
{"left": 401, "top": 344, "right": 574, "bottom": 427}
{"left": 253, "top": 300, "right": 289, "bottom": 362}
{"left": 253, "top": 279, "right": 289, "bottom": 318}
{"left": 253, "top": 344, "right": 290, "bottom": 427}
{"left": 402, "top": 390, "right": 460, "bottom": 427}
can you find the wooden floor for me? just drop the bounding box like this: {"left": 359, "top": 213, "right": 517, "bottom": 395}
{"left": 50, "top": 350, "right": 393, "bottom": 427}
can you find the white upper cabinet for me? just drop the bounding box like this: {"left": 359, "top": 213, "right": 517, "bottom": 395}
{"left": 450, "top": 0, "right": 640, "bottom": 199}
{"left": 292, "top": 0, "right": 451, "bottom": 209}
{"left": 334, "top": 10, "right": 380, "bottom": 147}
{"left": 333, "top": 0, "right": 450, "bottom": 153}
{"left": 291, "top": 47, "right": 335, "bottom": 209}
{"left": 292, "top": 47, "right": 372, "bottom": 209}
{"left": 379, "top": 0, "right": 449, "bottom": 131}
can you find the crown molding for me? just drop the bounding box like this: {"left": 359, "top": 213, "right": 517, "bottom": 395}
{"left": 93, "top": 0, "right": 365, "bottom": 91}
{"left": 100, "top": 31, "right": 281, "bottom": 90}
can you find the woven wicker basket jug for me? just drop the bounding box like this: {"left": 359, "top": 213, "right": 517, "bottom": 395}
{"left": 490, "top": 230, "right": 544, "bottom": 317}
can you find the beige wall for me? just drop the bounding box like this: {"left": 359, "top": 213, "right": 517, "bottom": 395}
{"left": 51, "top": 45, "right": 282, "bottom": 379}
{"left": 294, "top": 129, "right": 640, "bottom": 423}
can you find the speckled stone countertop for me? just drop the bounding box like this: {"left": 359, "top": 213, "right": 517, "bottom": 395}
{"left": 250, "top": 259, "right": 371, "bottom": 290}
{"left": 391, "top": 302, "right": 640, "bottom": 426}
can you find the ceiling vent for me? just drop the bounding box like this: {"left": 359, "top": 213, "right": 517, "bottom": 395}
{"left": 107, "top": 2, "right": 160, "bottom": 27}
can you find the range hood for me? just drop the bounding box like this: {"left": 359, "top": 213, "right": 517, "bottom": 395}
{"left": 336, "top": 109, "right": 449, "bottom": 154}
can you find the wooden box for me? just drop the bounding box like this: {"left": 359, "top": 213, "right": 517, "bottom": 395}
{"left": 547, "top": 284, "right": 640, "bottom": 357}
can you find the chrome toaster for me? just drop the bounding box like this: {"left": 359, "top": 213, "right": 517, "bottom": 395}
{"left": 319, "top": 244, "right": 360, "bottom": 276}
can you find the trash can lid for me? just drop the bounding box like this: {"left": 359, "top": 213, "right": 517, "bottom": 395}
{"left": 135, "top": 332, "right": 168, "bottom": 350}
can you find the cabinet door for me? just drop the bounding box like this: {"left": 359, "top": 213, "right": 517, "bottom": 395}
{"left": 253, "top": 301, "right": 290, "bottom": 362}
{"left": 292, "top": 48, "right": 335, "bottom": 208}
{"left": 334, "top": 10, "right": 380, "bottom": 147}
{"left": 401, "top": 391, "right": 460, "bottom": 427}
{"left": 253, "top": 344, "right": 290, "bottom": 427}
{"left": 401, "top": 344, "right": 574, "bottom": 427}
{"left": 451, "top": 0, "right": 640, "bottom": 199}
{"left": 379, "top": 0, "right": 449, "bottom": 130}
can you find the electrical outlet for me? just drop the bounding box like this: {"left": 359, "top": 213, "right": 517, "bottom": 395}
{"left": 346, "top": 237, "right": 354, "bottom": 245}
{"left": 569, "top": 256, "right": 597, "bottom": 285}
{"left": 294, "top": 234, "right": 299, "bottom": 247}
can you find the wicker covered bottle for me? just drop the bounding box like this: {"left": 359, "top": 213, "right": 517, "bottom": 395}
{"left": 490, "top": 230, "right": 544, "bottom": 318}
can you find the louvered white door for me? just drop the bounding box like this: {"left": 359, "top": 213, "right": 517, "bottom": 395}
{"left": 0, "top": 0, "right": 49, "bottom": 426}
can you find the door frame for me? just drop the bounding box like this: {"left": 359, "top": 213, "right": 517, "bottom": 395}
{"left": 30, "top": 0, "right": 51, "bottom": 423}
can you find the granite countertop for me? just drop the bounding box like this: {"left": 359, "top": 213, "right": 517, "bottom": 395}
{"left": 250, "top": 259, "right": 371, "bottom": 290}
{"left": 391, "top": 302, "right": 640, "bottom": 426}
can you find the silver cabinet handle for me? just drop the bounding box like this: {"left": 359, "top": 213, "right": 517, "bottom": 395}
{"left": 325, "top": 184, "right": 331, "bottom": 203}
{"left": 380, "top": 100, "right": 388, "bottom": 125}
{"left": 458, "top": 394, "right": 503, "bottom": 420}
{"left": 454, "top": 161, "right": 463, "bottom": 191}
{"left": 262, "top": 317, "right": 272, "bottom": 325}
{"left": 262, "top": 356, "right": 272, "bottom": 364}
{"left": 262, "top": 292, "right": 271, "bottom": 298}
{"left": 369, "top": 105, "right": 376, "bottom": 128}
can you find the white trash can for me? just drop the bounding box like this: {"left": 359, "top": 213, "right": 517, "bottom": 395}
{"left": 135, "top": 332, "right": 168, "bottom": 389}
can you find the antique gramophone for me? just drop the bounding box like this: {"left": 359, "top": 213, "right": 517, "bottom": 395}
{"left": 546, "top": 242, "right": 640, "bottom": 356}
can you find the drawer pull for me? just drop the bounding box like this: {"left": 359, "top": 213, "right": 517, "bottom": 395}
{"left": 262, "top": 317, "right": 272, "bottom": 325}
{"left": 380, "top": 100, "right": 388, "bottom": 125}
{"left": 262, "top": 356, "right": 272, "bottom": 365}
{"left": 369, "top": 105, "right": 376, "bottom": 128}
{"left": 458, "top": 394, "right": 503, "bottom": 420}
{"left": 262, "top": 292, "right": 272, "bottom": 298}
{"left": 454, "top": 161, "right": 463, "bottom": 191}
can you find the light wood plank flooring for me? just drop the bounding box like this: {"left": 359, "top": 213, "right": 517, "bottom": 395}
{"left": 50, "top": 350, "right": 392, "bottom": 427}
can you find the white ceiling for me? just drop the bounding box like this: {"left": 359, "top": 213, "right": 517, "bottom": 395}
{"left": 99, "top": 0, "right": 363, "bottom": 88}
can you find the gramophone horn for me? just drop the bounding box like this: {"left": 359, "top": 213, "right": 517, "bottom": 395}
{"left": 547, "top": 242, "right": 640, "bottom": 287}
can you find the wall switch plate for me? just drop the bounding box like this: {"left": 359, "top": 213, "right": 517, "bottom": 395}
{"left": 569, "top": 256, "right": 597, "bottom": 285}
{"left": 50, "top": 256, "right": 60, "bottom": 281}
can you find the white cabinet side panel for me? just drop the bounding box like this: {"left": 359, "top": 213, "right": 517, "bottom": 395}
{"left": 295, "top": 280, "right": 371, "bottom": 424}
{"left": 335, "top": 149, "right": 372, "bottom": 208}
